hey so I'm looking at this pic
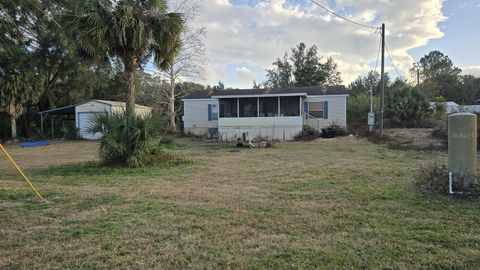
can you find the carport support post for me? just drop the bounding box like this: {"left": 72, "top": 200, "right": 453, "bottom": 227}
{"left": 51, "top": 117, "right": 54, "bottom": 139}
{"left": 40, "top": 113, "right": 48, "bottom": 138}
{"left": 40, "top": 114, "right": 43, "bottom": 137}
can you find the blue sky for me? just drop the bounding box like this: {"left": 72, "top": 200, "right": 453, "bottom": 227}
{"left": 409, "top": 0, "right": 480, "bottom": 68}
{"left": 160, "top": 0, "right": 480, "bottom": 88}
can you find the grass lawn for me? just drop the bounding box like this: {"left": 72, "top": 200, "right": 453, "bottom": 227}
{"left": 1, "top": 137, "right": 479, "bottom": 269}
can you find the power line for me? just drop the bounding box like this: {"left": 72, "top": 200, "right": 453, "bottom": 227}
{"left": 385, "top": 43, "right": 402, "bottom": 78}
{"left": 309, "top": 0, "right": 379, "bottom": 30}
{"left": 373, "top": 34, "right": 382, "bottom": 73}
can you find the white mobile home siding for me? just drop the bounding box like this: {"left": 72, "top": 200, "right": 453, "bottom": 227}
{"left": 218, "top": 116, "right": 303, "bottom": 141}
{"left": 182, "top": 93, "right": 347, "bottom": 140}
{"left": 183, "top": 99, "right": 219, "bottom": 136}
{"left": 304, "top": 95, "right": 347, "bottom": 130}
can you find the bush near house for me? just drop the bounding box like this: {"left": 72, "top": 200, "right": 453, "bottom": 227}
{"left": 347, "top": 93, "right": 379, "bottom": 134}
{"left": 431, "top": 111, "right": 480, "bottom": 150}
{"left": 88, "top": 111, "right": 171, "bottom": 167}
{"left": 385, "top": 86, "right": 432, "bottom": 127}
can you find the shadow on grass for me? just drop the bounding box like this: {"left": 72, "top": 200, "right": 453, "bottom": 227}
{"left": 35, "top": 156, "right": 193, "bottom": 179}
{"left": 0, "top": 189, "right": 63, "bottom": 202}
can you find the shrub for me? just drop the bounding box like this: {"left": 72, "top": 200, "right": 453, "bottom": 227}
{"left": 384, "top": 118, "right": 436, "bottom": 129}
{"left": 415, "top": 162, "right": 450, "bottom": 194}
{"left": 365, "top": 130, "right": 391, "bottom": 144}
{"left": 329, "top": 124, "right": 348, "bottom": 136}
{"left": 431, "top": 114, "right": 448, "bottom": 139}
{"left": 347, "top": 93, "right": 379, "bottom": 133}
{"left": 88, "top": 111, "right": 170, "bottom": 167}
{"left": 385, "top": 86, "right": 432, "bottom": 124}
{"left": 416, "top": 162, "right": 480, "bottom": 195}
{"left": 432, "top": 112, "right": 480, "bottom": 150}
{"left": 432, "top": 96, "right": 447, "bottom": 120}
{"left": 295, "top": 125, "right": 320, "bottom": 140}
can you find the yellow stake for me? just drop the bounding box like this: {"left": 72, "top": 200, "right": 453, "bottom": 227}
{"left": 0, "top": 143, "right": 43, "bottom": 200}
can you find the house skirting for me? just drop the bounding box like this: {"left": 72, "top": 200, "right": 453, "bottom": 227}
{"left": 219, "top": 126, "right": 302, "bottom": 141}
{"left": 184, "top": 127, "right": 211, "bottom": 136}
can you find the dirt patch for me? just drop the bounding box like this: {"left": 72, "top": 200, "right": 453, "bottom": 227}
{"left": 383, "top": 128, "right": 446, "bottom": 151}
{"left": 0, "top": 140, "right": 98, "bottom": 175}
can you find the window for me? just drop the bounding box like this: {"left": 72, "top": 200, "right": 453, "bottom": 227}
{"left": 280, "top": 96, "right": 300, "bottom": 116}
{"left": 308, "top": 102, "right": 324, "bottom": 118}
{"left": 208, "top": 104, "right": 218, "bottom": 120}
{"left": 239, "top": 98, "right": 258, "bottom": 117}
{"left": 219, "top": 98, "right": 237, "bottom": 118}
{"left": 259, "top": 97, "right": 278, "bottom": 117}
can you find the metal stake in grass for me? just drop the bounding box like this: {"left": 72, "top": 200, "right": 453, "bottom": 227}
{"left": 448, "top": 113, "right": 477, "bottom": 190}
{"left": 0, "top": 143, "right": 44, "bottom": 200}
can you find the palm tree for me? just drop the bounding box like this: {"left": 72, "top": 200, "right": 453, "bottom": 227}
{"left": 66, "top": 0, "right": 184, "bottom": 115}
{"left": 0, "top": 71, "right": 40, "bottom": 138}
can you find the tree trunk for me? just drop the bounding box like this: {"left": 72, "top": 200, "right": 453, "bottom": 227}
{"left": 10, "top": 115, "right": 17, "bottom": 139}
{"left": 169, "top": 68, "right": 176, "bottom": 131}
{"left": 126, "top": 69, "right": 136, "bottom": 116}
{"left": 125, "top": 57, "right": 138, "bottom": 116}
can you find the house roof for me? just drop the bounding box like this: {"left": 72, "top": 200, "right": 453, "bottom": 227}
{"left": 38, "top": 99, "right": 152, "bottom": 115}
{"left": 183, "top": 85, "right": 348, "bottom": 99}
{"left": 91, "top": 99, "right": 152, "bottom": 110}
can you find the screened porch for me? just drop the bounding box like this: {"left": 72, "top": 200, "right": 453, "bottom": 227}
{"left": 218, "top": 95, "right": 303, "bottom": 119}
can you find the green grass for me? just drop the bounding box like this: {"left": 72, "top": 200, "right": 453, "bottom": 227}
{"left": 1, "top": 137, "right": 480, "bottom": 269}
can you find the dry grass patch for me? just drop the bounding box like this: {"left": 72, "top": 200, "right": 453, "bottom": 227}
{"left": 1, "top": 137, "right": 480, "bottom": 268}
{"left": 0, "top": 140, "right": 98, "bottom": 175}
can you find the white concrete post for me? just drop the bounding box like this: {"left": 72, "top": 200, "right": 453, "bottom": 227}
{"left": 448, "top": 113, "right": 477, "bottom": 188}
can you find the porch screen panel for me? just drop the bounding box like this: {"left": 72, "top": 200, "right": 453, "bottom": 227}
{"left": 259, "top": 97, "right": 278, "bottom": 117}
{"left": 239, "top": 98, "right": 258, "bottom": 117}
{"left": 280, "top": 96, "right": 300, "bottom": 116}
{"left": 308, "top": 102, "right": 324, "bottom": 118}
{"left": 219, "top": 98, "right": 238, "bottom": 118}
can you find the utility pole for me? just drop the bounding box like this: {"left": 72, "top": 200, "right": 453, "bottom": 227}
{"left": 417, "top": 68, "right": 420, "bottom": 86}
{"left": 379, "top": 23, "right": 385, "bottom": 137}
{"left": 413, "top": 62, "right": 420, "bottom": 86}
{"left": 369, "top": 86, "right": 373, "bottom": 132}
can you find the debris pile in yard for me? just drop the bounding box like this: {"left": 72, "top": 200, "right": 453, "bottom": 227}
{"left": 294, "top": 125, "right": 321, "bottom": 140}
{"left": 236, "top": 137, "right": 278, "bottom": 148}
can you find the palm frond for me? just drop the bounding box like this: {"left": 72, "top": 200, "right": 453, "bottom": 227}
{"left": 87, "top": 110, "right": 168, "bottom": 167}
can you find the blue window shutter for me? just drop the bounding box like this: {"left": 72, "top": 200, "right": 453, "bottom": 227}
{"left": 304, "top": 102, "right": 309, "bottom": 118}
{"left": 208, "top": 104, "right": 212, "bottom": 121}
{"left": 323, "top": 101, "right": 328, "bottom": 119}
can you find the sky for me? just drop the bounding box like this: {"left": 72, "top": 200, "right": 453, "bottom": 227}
{"left": 172, "top": 0, "right": 480, "bottom": 88}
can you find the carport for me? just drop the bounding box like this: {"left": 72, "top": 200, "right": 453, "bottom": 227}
{"left": 38, "top": 103, "right": 77, "bottom": 139}
{"left": 38, "top": 99, "right": 153, "bottom": 140}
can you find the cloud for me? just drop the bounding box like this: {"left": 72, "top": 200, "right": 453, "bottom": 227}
{"left": 462, "top": 66, "right": 480, "bottom": 77}
{"left": 235, "top": 66, "right": 255, "bottom": 82}
{"left": 193, "top": 0, "right": 447, "bottom": 87}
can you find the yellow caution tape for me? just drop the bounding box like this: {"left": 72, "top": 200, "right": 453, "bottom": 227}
{"left": 0, "top": 143, "right": 43, "bottom": 200}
